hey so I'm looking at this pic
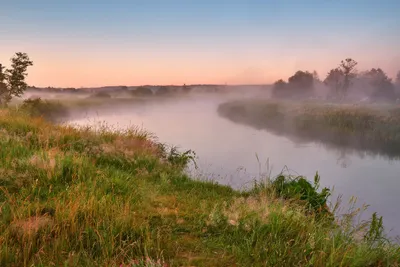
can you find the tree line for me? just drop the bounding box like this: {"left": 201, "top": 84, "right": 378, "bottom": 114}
{"left": 271, "top": 58, "right": 400, "bottom": 102}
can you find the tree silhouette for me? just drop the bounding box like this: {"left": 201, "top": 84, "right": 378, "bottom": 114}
{"left": 324, "top": 68, "right": 344, "bottom": 99}
{"left": 271, "top": 79, "right": 288, "bottom": 98}
{"left": 132, "top": 86, "right": 153, "bottom": 96}
{"left": 271, "top": 71, "right": 314, "bottom": 99}
{"left": 339, "top": 58, "right": 357, "bottom": 98}
{"left": 0, "top": 52, "right": 33, "bottom": 105}
{"left": 363, "top": 68, "right": 395, "bottom": 101}
{"left": 323, "top": 58, "right": 357, "bottom": 100}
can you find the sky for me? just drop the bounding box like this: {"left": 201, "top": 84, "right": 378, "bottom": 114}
{"left": 1, "top": 0, "right": 399, "bottom": 87}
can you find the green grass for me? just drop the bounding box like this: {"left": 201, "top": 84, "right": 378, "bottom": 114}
{"left": 218, "top": 99, "right": 400, "bottom": 159}
{"left": 0, "top": 108, "right": 399, "bottom": 266}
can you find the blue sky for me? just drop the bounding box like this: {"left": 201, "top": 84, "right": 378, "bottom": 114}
{"left": 1, "top": 0, "right": 399, "bottom": 86}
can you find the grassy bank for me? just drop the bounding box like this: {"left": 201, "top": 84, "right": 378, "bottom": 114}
{"left": 0, "top": 108, "right": 399, "bottom": 266}
{"left": 218, "top": 99, "right": 400, "bottom": 159}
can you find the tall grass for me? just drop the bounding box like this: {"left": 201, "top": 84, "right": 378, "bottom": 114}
{"left": 218, "top": 99, "right": 400, "bottom": 159}
{"left": 0, "top": 108, "right": 399, "bottom": 266}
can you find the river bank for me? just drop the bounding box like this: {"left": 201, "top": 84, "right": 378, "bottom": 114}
{"left": 0, "top": 105, "right": 399, "bottom": 266}
{"left": 218, "top": 99, "right": 400, "bottom": 159}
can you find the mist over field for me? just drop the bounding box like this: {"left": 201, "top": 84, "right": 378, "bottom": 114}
{"left": 2, "top": 1, "right": 400, "bottom": 265}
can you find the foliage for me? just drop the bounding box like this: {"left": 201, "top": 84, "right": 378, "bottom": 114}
{"left": 132, "top": 86, "right": 153, "bottom": 96}
{"left": 271, "top": 172, "right": 331, "bottom": 216}
{"left": 19, "top": 97, "right": 69, "bottom": 122}
{"left": 0, "top": 110, "right": 399, "bottom": 266}
{"left": 0, "top": 52, "right": 33, "bottom": 105}
{"left": 362, "top": 68, "right": 395, "bottom": 101}
{"left": 218, "top": 100, "right": 400, "bottom": 159}
{"left": 324, "top": 68, "right": 345, "bottom": 99}
{"left": 272, "top": 71, "right": 314, "bottom": 99}
{"left": 339, "top": 58, "right": 358, "bottom": 95}
{"left": 323, "top": 58, "right": 357, "bottom": 100}
{"left": 155, "top": 86, "right": 170, "bottom": 95}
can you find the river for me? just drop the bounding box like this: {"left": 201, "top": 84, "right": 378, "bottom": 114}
{"left": 68, "top": 95, "right": 400, "bottom": 238}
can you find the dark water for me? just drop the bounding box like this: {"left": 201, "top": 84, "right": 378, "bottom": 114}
{"left": 68, "top": 96, "right": 400, "bottom": 238}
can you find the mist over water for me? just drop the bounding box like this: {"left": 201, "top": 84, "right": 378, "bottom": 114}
{"left": 67, "top": 94, "right": 400, "bottom": 237}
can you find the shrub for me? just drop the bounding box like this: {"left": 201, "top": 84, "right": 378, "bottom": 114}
{"left": 19, "top": 97, "right": 68, "bottom": 122}
{"left": 271, "top": 172, "right": 331, "bottom": 216}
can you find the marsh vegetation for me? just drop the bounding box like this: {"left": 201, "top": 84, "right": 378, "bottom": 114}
{"left": 0, "top": 109, "right": 399, "bottom": 266}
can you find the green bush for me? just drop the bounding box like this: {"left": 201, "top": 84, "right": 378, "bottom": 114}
{"left": 272, "top": 172, "right": 331, "bottom": 216}
{"left": 19, "top": 97, "right": 68, "bottom": 122}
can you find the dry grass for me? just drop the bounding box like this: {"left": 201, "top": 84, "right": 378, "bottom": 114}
{"left": 0, "top": 109, "right": 399, "bottom": 266}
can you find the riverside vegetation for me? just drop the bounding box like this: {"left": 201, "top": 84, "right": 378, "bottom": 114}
{"left": 218, "top": 99, "right": 400, "bottom": 159}
{"left": 0, "top": 99, "right": 399, "bottom": 266}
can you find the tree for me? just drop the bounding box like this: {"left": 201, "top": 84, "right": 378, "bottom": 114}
{"left": 155, "top": 86, "right": 170, "bottom": 95}
{"left": 271, "top": 79, "right": 288, "bottom": 98}
{"left": 271, "top": 71, "right": 314, "bottom": 99}
{"left": 396, "top": 71, "right": 400, "bottom": 86}
{"left": 312, "top": 70, "right": 320, "bottom": 82}
{"left": 132, "top": 86, "right": 153, "bottom": 96}
{"left": 363, "top": 68, "right": 395, "bottom": 101}
{"left": 0, "top": 64, "right": 9, "bottom": 104}
{"left": 324, "top": 68, "right": 344, "bottom": 99}
{"left": 0, "top": 52, "right": 33, "bottom": 105}
{"left": 323, "top": 58, "right": 357, "bottom": 100}
{"left": 288, "top": 71, "right": 314, "bottom": 90}
{"left": 339, "top": 58, "right": 357, "bottom": 98}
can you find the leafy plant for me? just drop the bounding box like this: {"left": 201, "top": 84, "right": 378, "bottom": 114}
{"left": 271, "top": 172, "right": 331, "bottom": 215}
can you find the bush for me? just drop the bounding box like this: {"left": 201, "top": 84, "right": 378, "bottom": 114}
{"left": 271, "top": 172, "right": 331, "bottom": 216}
{"left": 19, "top": 97, "right": 68, "bottom": 122}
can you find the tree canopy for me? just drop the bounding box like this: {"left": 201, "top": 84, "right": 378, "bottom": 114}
{"left": 0, "top": 52, "right": 33, "bottom": 105}
{"left": 271, "top": 71, "right": 314, "bottom": 99}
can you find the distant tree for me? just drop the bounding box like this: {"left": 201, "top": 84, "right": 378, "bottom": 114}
{"left": 182, "top": 83, "right": 192, "bottom": 93}
{"left": 362, "top": 68, "right": 395, "bottom": 101}
{"left": 0, "top": 52, "right": 33, "bottom": 105}
{"left": 312, "top": 70, "right": 320, "bottom": 82}
{"left": 90, "top": 91, "right": 111, "bottom": 98}
{"left": 323, "top": 58, "right": 357, "bottom": 100}
{"left": 132, "top": 86, "right": 153, "bottom": 96}
{"left": 339, "top": 58, "right": 357, "bottom": 98}
{"left": 288, "top": 71, "right": 314, "bottom": 90}
{"left": 271, "top": 71, "right": 314, "bottom": 99}
{"left": 155, "top": 86, "right": 170, "bottom": 95}
{"left": 396, "top": 71, "right": 400, "bottom": 86}
{"left": 271, "top": 79, "right": 288, "bottom": 98}
{"left": 324, "top": 68, "right": 344, "bottom": 99}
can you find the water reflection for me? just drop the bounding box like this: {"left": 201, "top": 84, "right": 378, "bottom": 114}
{"left": 67, "top": 96, "right": 400, "bottom": 237}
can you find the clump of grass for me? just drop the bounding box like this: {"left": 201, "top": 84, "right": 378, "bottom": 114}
{"left": 0, "top": 109, "right": 399, "bottom": 266}
{"left": 270, "top": 172, "right": 331, "bottom": 216}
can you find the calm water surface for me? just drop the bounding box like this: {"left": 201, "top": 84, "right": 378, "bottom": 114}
{"left": 68, "top": 96, "right": 400, "bottom": 237}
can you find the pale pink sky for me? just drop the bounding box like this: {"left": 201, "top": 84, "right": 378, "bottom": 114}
{"left": 1, "top": 1, "right": 399, "bottom": 87}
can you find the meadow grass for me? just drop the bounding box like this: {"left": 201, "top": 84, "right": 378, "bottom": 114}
{"left": 0, "top": 108, "right": 399, "bottom": 266}
{"left": 218, "top": 99, "right": 400, "bottom": 158}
